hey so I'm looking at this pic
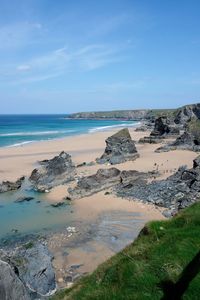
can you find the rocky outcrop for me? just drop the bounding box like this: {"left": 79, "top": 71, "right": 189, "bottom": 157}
{"left": 155, "top": 131, "right": 200, "bottom": 153}
{"left": 0, "top": 176, "right": 25, "bottom": 193}
{"left": 17, "top": 243, "right": 56, "bottom": 296}
{"left": 174, "top": 103, "right": 200, "bottom": 125}
{"left": 68, "top": 168, "right": 121, "bottom": 199}
{"left": 1, "top": 242, "right": 56, "bottom": 297}
{"left": 139, "top": 116, "right": 179, "bottom": 144}
{"left": 0, "top": 259, "right": 30, "bottom": 300}
{"left": 68, "top": 168, "right": 158, "bottom": 200}
{"left": 135, "top": 121, "right": 154, "bottom": 132}
{"left": 115, "top": 155, "right": 200, "bottom": 217}
{"left": 96, "top": 128, "right": 139, "bottom": 165}
{"left": 29, "top": 151, "right": 76, "bottom": 191}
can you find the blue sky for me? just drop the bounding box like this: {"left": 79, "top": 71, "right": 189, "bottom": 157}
{"left": 0, "top": 0, "right": 200, "bottom": 113}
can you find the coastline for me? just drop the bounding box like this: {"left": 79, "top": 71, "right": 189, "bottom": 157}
{"left": 0, "top": 125, "right": 198, "bottom": 290}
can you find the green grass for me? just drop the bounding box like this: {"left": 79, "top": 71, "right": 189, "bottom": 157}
{"left": 51, "top": 203, "right": 200, "bottom": 300}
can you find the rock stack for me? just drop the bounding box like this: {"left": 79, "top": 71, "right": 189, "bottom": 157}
{"left": 29, "top": 151, "right": 76, "bottom": 191}
{"left": 96, "top": 128, "right": 139, "bottom": 165}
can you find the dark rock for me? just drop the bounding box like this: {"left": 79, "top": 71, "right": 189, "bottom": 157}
{"left": 139, "top": 136, "right": 163, "bottom": 144}
{"left": 0, "top": 259, "right": 31, "bottom": 300}
{"left": 15, "top": 196, "right": 34, "bottom": 203}
{"left": 96, "top": 128, "right": 139, "bottom": 165}
{"left": 115, "top": 155, "right": 200, "bottom": 217}
{"left": 77, "top": 162, "right": 87, "bottom": 167}
{"left": 68, "top": 168, "right": 121, "bottom": 199}
{"left": 29, "top": 151, "right": 76, "bottom": 191}
{"left": 0, "top": 176, "right": 25, "bottom": 193}
{"left": 150, "top": 116, "right": 179, "bottom": 137}
{"left": 155, "top": 131, "right": 200, "bottom": 153}
{"left": 50, "top": 201, "right": 65, "bottom": 208}
{"left": 174, "top": 103, "right": 200, "bottom": 125}
{"left": 139, "top": 116, "right": 179, "bottom": 144}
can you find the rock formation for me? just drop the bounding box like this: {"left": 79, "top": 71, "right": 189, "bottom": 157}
{"left": 29, "top": 151, "right": 75, "bottom": 191}
{"left": 68, "top": 168, "right": 157, "bottom": 200}
{"left": 0, "top": 176, "right": 25, "bottom": 193}
{"left": 115, "top": 155, "right": 200, "bottom": 217}
{"left": 17, "top": 243, "right": 56, "bottom": 296}
{"left": 156, "top": 131, "right": 200, "bottom": 153}
{"left": 150, "top": 116, "right": 179, "bottom": 137}
{"left": 0, "top": 259, "right": 31, "bottom": 300}
{"left": 174, "top": 103, "right": 200, "bottom": 125}
{"left": 96, "top": 128, "right": 139, "bottom": 165}
{"left": 139, "top": 116, "right": 179, "bottom": 144}
{"left": 68, "top": 168, "right": 121, "bottom": 199}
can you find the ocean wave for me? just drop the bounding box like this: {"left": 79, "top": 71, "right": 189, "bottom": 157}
{"left": 6, "top": 141, "right": 34, "bottom": 147}
{"left": 89, "top": 122, "right": 141, "bottom": 133}
{"left": 0, "top": 130, "right": 76, "bottom": 137}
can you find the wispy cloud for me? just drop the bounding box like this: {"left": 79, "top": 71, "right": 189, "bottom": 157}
{"left": 0, "top": 22, "right": 42, "bottom": 49}
{"left": 0, "top": 43, "right": 127, "bottom": 84}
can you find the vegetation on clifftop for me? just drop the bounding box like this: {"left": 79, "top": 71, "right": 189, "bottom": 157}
{"left": 51, "top": 202, "right": 200, "bottom": 300}
{"left": 67, "top": 109, "right": 176, "bottom": 121}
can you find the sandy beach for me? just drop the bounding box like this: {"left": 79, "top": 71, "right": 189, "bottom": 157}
{"left": 0, "top": 127, "right": 198, "bottom": 287}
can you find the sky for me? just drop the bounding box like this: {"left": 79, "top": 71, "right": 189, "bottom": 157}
{"left": 0, "top": 0, "right": 200, "bottom": 114}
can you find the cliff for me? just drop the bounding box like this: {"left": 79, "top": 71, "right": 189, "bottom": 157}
{"left": 67, "top": 109, "right": 176, "bottom": 121}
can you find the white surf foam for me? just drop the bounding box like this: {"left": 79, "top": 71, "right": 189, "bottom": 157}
{"left": 89, "top": 122, "right": 140, "bottom": 133}
{"left": 0, "top": 130, "right": 76, "bottom": 137}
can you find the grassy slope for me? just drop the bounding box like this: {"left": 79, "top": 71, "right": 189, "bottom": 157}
{"left": 52, "top": 203, "right": 200, "bottom": 300}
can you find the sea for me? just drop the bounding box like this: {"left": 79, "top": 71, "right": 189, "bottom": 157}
{"left": 0, "top": 114, "right": 139, "bottom": 148}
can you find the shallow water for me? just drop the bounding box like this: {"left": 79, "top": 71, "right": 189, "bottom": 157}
{"left": 0, "top": 180, "right": 73, "bottom": 240}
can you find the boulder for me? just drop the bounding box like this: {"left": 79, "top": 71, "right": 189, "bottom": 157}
{"left": 68, "top": 168, "right": 121, "bottom": 199}
{"left": 96, "top": 128, "right": 139, "bottom": 165}
{"left": 0, "top": 176, "right": 25, "bottom": 193}
{"left": 0, "top": 260, "right": 30, "bottom": 300}
{"left": 29, "top": 151, "right": 76, "bottom": 191}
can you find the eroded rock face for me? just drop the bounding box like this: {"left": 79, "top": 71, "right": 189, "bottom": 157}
{"left": 18, "top": 243, "right": 56, "bottom": 296}
{"left": 174, "top": 103, "right": 200, "bottom": 125}
{"left": 0, "top": 260, "right": 30, "bottom": 300}
{"left": 68, "top": 168, "right": 121, "bottom": 199}
{"left": 0, "top": 176, "right": 25, "bottom": 193}
{"left": 29, "top": 151, "right": 75, "bottom": 191}
{"left": 115, "top": 155, "right": 200, "bottom": 217}
{"left": 150, "top": 116, "right": 179, "bottom": 137}
{"left": 155, "top": 131, "right": 200, "bottom": 153}
{"left": 96, "top": 128, "right": 139, "bottom": 165}
{"left": 68, "top": 168, "right": 157, "bottom": 200}
{"left": 139, "top": 116, "right": 179, "bottom": 144}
